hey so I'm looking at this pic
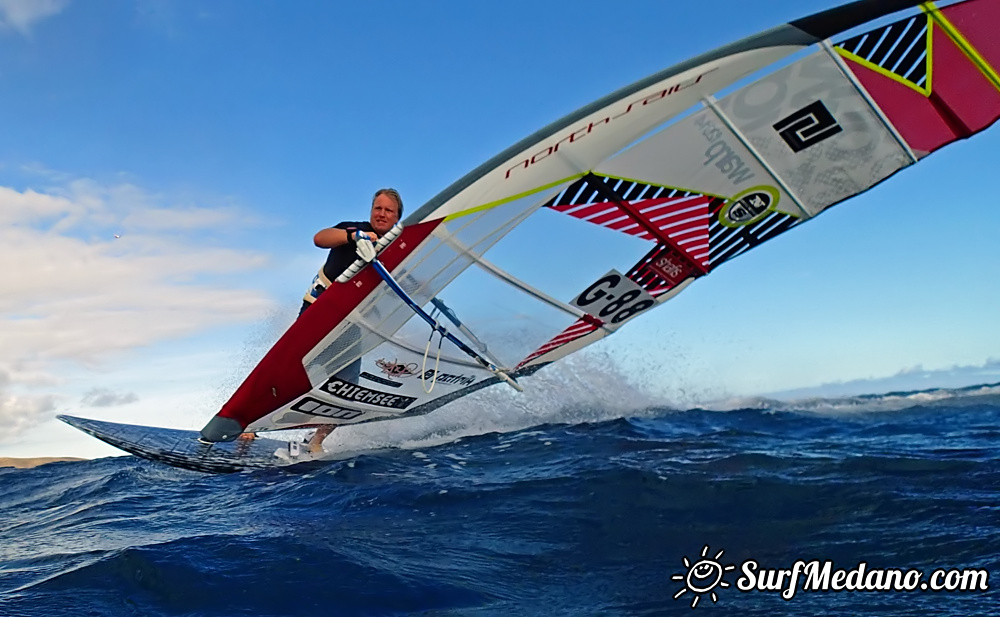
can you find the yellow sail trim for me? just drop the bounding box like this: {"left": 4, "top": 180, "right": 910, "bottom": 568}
{"left": 443, "top": 174, "right": 585, "bottom": 222}
{"left": 924, "top": 2, "right": 1000, "bottom": 93}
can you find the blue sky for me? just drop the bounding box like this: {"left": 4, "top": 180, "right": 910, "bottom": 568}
{"left": 1, "top": 0, "right": 998, "bottom": 459}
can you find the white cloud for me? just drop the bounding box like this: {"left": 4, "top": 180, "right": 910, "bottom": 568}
{"left": 81, "top": 388, "right": 139, "bottom": 408}
{"left": 0, "top": 0, "right": 69, "bottom": 35}
{"left": 122, "top": 205, "right": 248, "bottom": 231}
{"left": 0, "top": 186, "right": 78, "bottom": 225}
{"left": 0, "top": 369, "right": 57, "bottom": 441}
{"left": 767, "top": 358, "right": 1000, "bottom": 400}
{"left": 0, "top": 176, "right": 276, "bottom": 442}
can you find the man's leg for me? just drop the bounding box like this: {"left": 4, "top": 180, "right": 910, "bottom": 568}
{"left": 308, "top": 425, "right": 336, "bottom": 453}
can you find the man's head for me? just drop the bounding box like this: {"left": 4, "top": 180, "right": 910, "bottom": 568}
{"left": 370, "top": 188, "right": 403, "bottom": 235}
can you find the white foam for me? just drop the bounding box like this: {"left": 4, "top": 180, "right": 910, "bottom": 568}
{"left": 705, "top": 383, "right": 1000, "bottom": 416}
{"left": 316, "top": 349, "right": 668, "bottom": 456}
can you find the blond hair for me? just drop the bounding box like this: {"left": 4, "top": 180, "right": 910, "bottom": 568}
{"left": 373, "top": 188, "right": 403, "bottom": 219}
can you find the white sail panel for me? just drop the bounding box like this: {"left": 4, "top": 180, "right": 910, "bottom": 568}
{"left": 594, "top": 108, "right": 804, "bottom": 219}
{"left": 247, "top": 182, "right": 581, "bottom": 431}
{"left": 421, "top": 47, "right": 805, "bottom": 222}
{"left": 712, "top": 49, "right": 915, "bottom": 215}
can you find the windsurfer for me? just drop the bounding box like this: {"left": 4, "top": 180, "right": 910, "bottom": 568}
{"left": 301, "top": 188, "right": 404, "bottom": 316}
{"left": 301, "top": 188, "right": 404, "bottom": 452}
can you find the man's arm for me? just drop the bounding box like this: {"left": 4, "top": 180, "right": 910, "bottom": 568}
{"left": 313, "top": 227, "right": 377, "bottom": 248}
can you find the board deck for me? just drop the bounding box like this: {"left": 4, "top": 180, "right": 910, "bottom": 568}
{"left": 58, "top": 415, "right": 356, "bottom": 473}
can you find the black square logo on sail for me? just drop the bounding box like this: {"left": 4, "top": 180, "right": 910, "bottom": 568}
{"left": 773, "top": 100, "right": 843, "bottom": 153}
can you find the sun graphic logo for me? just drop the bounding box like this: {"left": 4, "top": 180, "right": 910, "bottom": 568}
{"left": 672, "top": 545, "right": 737, "bottom": 608}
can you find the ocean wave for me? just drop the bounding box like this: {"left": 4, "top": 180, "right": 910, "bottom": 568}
{"left": 704, "top": 381, "right": 1000, "bottom": 415}
{"left": 2, "top": 387, "right": 998, "bottom": 616}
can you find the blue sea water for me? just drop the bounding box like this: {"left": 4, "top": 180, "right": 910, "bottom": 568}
{"left": 1, "top": 384, "right": 998, "bottom": 616}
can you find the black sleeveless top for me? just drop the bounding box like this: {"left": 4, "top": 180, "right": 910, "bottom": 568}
{"left": 322, "top": 220, "right": 376, "bottom": 281}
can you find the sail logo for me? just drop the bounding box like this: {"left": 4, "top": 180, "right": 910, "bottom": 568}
{"left": 290, "top": 397, "right": 365, "bottom": 420}
{"left": 420, "top": 370, "right": 476, "bottom": 386}
{"left": 647, "top": 248, "right": 692, "bottom": 286}
{"left": 372, "top": 359, "right": 476, "bottom": 387}
{"left": 773, "top": 100, "right": 843, "bottom": 153}
{"left": 321, "top": 378, "right": 416, "bottom": 409}
{"left": 573, "top": 269, "right": 656, "bottom": 330}
{"left": 695, "top": 114, "right": 756, "bottom": 186}
{"left": 375, "top": 358, "right": 418, "bottom": 378}
{"left": 505, "top": 67, "right": 720, "bottom": 179}
{"left": 652, "top": 255, "right": 685, "bottom": 281}
{"left": 719, "top": 186, "right": 779, "bottom": 227}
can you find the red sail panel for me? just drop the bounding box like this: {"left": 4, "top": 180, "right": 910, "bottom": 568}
{"left": 845, "top": 59, "right": 953, "bottom": 154}
{"left": 841, "top": 11, "right": 1000, "bottom": 156}
{"left": 213, "top": 219, "right": 443, "bottom": 430}
{"left": 941, "top": 0, "right": 1000, "bottom": 71}
{"left": 930, "top": 19, "right": 1000, "bottom": 136}
{"left": 516, "top": 319, "right": 599, "bottom": 369}
{"left": 552, "top": 193, "right": 713, "bottom": 267}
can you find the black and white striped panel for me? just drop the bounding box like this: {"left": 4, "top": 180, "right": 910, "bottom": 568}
{"left": 836, "top": 13, "right": 929, "bottom": 89}
{"left": 707, "top": 209, "right": 802, "bottom": 268}
{"left": 544, "top": 175, "right": 699, "bottom": 208}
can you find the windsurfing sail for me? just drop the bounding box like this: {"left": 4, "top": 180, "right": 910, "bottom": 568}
{"left": 182, "top": 0, "right": 1000, "bottom": 443}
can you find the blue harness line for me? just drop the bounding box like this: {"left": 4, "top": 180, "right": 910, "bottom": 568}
{"left": 339, "top": 225, "right": 522, "bottom": 392}
{"left": 368, "top": 258, "right": 523, "bottom": 392}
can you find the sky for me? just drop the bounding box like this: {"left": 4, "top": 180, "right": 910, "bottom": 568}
{"left": 1, "top": 0, "right": 998, "bottom": 459}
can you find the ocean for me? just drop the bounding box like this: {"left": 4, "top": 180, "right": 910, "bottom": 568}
{"left": 2, "top": 382, "right": 997, "bottom": 616}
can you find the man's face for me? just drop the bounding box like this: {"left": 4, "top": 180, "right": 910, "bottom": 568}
{"left": 370, "top": 193, "right": 400, "bottom": 235}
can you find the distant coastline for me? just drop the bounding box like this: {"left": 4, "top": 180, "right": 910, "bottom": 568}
{"left": 0, "top": 457, "right": 87, "bottom": 469}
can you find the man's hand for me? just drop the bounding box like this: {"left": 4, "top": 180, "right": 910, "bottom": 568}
{"left": 351, "top": 230, "right": 378, "bottom": 244}
{"left": 354, "top": 231, "right": 378, "bottom": 262}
